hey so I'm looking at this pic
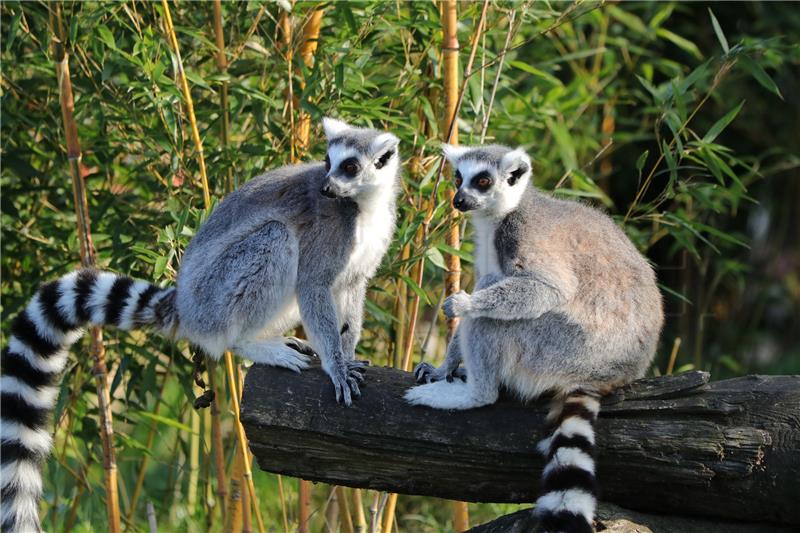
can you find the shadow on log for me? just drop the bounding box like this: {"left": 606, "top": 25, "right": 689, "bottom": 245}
{"left": 240, "top": 363, "right": 800, "bottom": 525}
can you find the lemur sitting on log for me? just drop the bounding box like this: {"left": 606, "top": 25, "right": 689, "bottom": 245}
{"left": 406, "top": 144, "right": 663, "bottom": 533}
{"left": 0, "top": 118, "right": 401, "bottom": 532}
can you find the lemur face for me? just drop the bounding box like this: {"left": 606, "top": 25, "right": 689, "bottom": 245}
{"left": 443, "top": 144, "right": 532, "bottom": 218}
{"left": 320, "top": 117, "right": 400, "bottom": 200}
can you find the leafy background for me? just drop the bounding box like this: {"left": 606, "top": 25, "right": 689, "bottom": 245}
{"left": 1, "top": 1, "right": 798, "bottom": 531}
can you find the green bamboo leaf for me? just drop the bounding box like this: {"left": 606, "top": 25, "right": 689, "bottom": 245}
{"left": 707, "top": 9, "right": 729, "bottom": 54}
{"left": 436, "top": 243, "right": 473, "bottom": 264}
{"left": 425, "top": 247, "right": 446, "bottom": 270}
{"left": 138, "top": 411, "right": 193, "bottom": 433}
{"left": 656, "top": 28, "right": 703, "bottom": 60}
{"left": 739, "top": 55, "right": 784, "bottom": 100}
{"left": 636, "top": 150, "right": 649, "bottom": 173}
{"left": 399, "top": 274, "right": 431, "bottom": 305}
{"left": 703, "top": 100, "right": 744, "bottom": 143}
{"left": 509, "top": 61, "right": 563, "bottom": 87}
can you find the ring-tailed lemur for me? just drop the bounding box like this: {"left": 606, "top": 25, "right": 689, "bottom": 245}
{"left": 406, "top": 144, "right": 663, "bottom": 533}
{"left": 0, "top": 118, "right": 400, "bottom": 533}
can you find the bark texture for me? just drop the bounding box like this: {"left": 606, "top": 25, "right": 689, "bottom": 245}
{"left": 240, "top": 365, "right": 800, "bottom": 525}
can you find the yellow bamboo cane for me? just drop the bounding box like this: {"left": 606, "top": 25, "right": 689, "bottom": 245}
{"left": 50, "top": 5, "right": 122, "bottom": 532}
{"left": 160, "top": 2, "right": 265, "bottom": 531}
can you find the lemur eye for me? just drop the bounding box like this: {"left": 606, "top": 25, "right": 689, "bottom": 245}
{"left": 472, "top": 171, "right": 493, "bottom": 191}
{"left": 325, "top": 154, "right": 331, "bottom": 172}
{"left": 340, "top": 157, "right": 360, "bottom": 177}
{"left": 455, "top": 170, "right": 463, "bottom": 188}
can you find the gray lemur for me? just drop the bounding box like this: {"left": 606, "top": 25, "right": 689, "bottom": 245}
{"left": 0, "top": 118, "right": 400, "bottom": 532}
{"left": 405, "top": 144, "right": 663, "bottom": 533}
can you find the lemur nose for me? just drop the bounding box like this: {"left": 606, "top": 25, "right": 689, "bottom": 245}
{"left": 453, "top": 196, "right": 464, "bottom": 209}
{"left": 320, "top": 185, "right": 336, "bottom": 198}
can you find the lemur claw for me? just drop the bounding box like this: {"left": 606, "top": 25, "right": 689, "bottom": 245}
{"left": 285, "top": 337, "right": 318, "bottom": 358}
{"left": 413, "top": 362, "right": 436, "bottom": 383}
{"left": 413, "top": 362, "right": 465, "bottom": 384}
{"left": 446, "top": 367, "right": 468, "bottom": 383}
{"left": 330, "top": 359, "right": 369, "bottom": 406}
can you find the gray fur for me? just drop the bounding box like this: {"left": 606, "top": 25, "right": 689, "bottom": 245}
{"left": 177, "top": 119, "right": 400, "bottom": 405}
{"left": 406, "top": 144, "right": 663, "bottom": 409}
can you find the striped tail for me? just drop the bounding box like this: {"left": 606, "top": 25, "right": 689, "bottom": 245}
{"left": 1, "top": 269, "right": 176, "bottom": 533}
{"left": 534, "top": 392, "right": 601, "bottom": 533}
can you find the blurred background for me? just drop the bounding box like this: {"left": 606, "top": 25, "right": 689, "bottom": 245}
{"left": 2, "top": 1, "right": 798, "bottom": 531}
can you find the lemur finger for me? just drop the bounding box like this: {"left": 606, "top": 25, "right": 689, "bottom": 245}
{"left": 348, "top": 359, "right": 370, "bottom": 368}
{"left": 349, "top": 370, "right": 366, "bottom": 384}
{"left": 285, "top": 337, "right": 318, "bottom": 357}
{"left": 341, "top": 384, "right": 353, "bottom": 406}
{"left": 450, "top": 368, "right": 468, "bottom": 382}
{"left": 347, "top": 377, "right": 362, "bottom": 399}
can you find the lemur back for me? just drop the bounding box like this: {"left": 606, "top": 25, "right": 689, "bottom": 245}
{"left": 408, "top": 144, "right": 663, "bottom": 533}
{"left": 1, "top": 118, "right": 401, "bottom": 533}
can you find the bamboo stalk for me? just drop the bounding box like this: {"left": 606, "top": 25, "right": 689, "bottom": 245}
{"left": 353, "top": 489, "right": 367, "bottom": 533}
{"left": 188, "top": 408, "right": 201, "bottom": 510}
{"left": 389, "top": 2, "right": 490, "bottom": 529}
{"left": 50, "top": 5, "right": 121, "bottom": 533}
{"left": 224, "top": 355, "right": 266, "bottom": 533}
{"left": 238, "top": 365, "right": 254, "bottom": 533}
{"left": 295, "top": 6, "right": 325, "bottom": 153}
{"left": 225, "top": 440, "right": 245, "bottom": 532}
{"left": 212, "top": 0, "right": 234, "bottom": 192}
{"left": 369, "top": 492, "right": 380, "bottom": 533}
{"left": 160, "top": 3, "right": 265, "bottom": 530}
{"left": 276, "top": 474, "right": 291, "bottom": 533}
{"left": 298, "top": 478, "right": 312, "bottom": 533}
{"left": 279, "top": 10, "right": 297, "bottom": 163}
{"left": 380, "top": 494, "right": 396, "bottom": 533}
{"left": 442, "top": 2, "right": 468, "bottom": 529}
{"left": 324, "top": 487, "right": 339, "bottom": 533}
{"left": 337, "top": 486, "right": 355, "bottom": 533}
{"left": 207, "top": 361, "right": 228, "bottom": 524}
{"left": 210, "top": 1, "right": 231, "bottom": 524}
{"left": 160, "top": 0, "right": 211, "bottom": 208}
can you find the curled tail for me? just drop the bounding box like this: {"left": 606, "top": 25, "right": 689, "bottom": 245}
{"left": 1, "top": 269, "right": 176, "bottom": 532}
{"left": 535, "top": 392, "right": 600, "bottom": 533}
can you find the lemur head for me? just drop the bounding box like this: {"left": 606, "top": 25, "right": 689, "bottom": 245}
{"left": 320, "top": 117, "right": 400, "bottom": 201}
{"left": 442, "top": 144, "right": 532, "bottom": 218}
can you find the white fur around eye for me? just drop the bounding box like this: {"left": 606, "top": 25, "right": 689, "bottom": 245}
{"left": 327, "top": 145, "right": 359, "bottom": 171}
{"left": 457, "top": 161, "right": 493, "bottom": 186}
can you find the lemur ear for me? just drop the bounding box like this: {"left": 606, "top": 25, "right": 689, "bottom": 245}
{"left": 500, "top": 148, "right": 532, "bottom": 186}
{"left": 371, "top": 133, "right": 400, "bottom": 169}
{"left": 441, "top": 143, "right": 469, "bottom": 165}
{"left": 323, "top": 117, "right": 350, "bottom": 139}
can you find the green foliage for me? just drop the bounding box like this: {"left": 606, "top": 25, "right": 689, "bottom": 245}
{"left": 1, "top": 1, "right": 798, "bottom": 531}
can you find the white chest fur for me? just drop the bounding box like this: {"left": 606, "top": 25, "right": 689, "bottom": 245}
{"left": 344, "top": 194, "right": 395, "bottom": 278}
{"left": 472, "top": 216, "right": 501, "bottom": 278}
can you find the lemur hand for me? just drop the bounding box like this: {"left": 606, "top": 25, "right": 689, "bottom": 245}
{"left": 413, "top": 362, "right": 467, "bottom": 384}
{"left": 326, "top": 355, "right": 368, "bottom": 406}
{"left": 443, "top": 291, "right": 472, "bottom": 318}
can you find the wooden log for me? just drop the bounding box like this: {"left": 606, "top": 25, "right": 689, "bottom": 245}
{"left": 240, "top": 364, "right": 800, "bottom": 525}
{"left": 467, "top": 503, "right": 797, "bottom": 533}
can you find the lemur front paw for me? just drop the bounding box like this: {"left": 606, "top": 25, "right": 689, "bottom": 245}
{"left": 413, "top": 362, "right": 467, "bottom": 384}
{"left": 443, "top": 291, "right": 472, "bottom": 318}
{"left": 285, "top": 337, "right": 318, "bottom": 358}
{"left": 327, "top": 358, "right": 369, "bottom": 406}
